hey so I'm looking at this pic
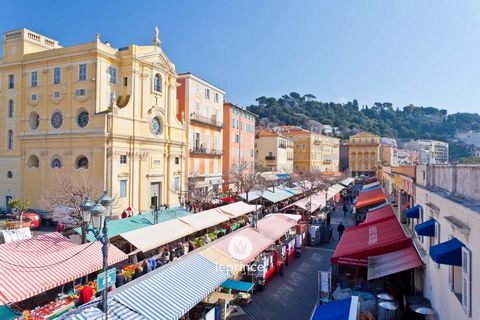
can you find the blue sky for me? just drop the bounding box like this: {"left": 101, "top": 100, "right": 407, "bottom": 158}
{"left": 1, "top": 0, "right": 479, "bottom": 113}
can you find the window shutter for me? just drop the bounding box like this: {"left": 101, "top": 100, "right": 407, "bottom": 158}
{"left": 462, "top": 247, "right": 471, "bottom": 316}
{"left": 448, "top": 236, "right": 453, "bottom": 290}
{"left": 434, "top": 222, "right": 440, "bottom": 269}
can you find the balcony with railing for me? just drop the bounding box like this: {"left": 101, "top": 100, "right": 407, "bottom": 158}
{"left": 265, "top": 155, "right": 276, "bottom": 161}
{"left": 190, "top": 113, "right": 223, "bottom": 128}
{"left": 190, "top": 147, "right": 223, "bottom": 157}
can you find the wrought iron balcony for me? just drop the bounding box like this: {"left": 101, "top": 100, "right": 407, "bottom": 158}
{"left": 190, "top": 113, "right": 223, "bottom": 128}
{"left": 265, "top": 155, "right": 276, "bottom": 161}
{"left": 190, "top": 147, "right": 223, "bottom": 156}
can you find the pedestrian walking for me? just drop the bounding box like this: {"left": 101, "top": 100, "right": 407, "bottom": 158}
{"left": 343, "top": 203, "right": 348, "bottom": 217}
{"left": 337, "top": 222, "right": 345, "bottom": 240}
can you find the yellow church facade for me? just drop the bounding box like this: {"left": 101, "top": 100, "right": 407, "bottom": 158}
{"left": 0, "top": 28, "right": 187, "bottom": 212}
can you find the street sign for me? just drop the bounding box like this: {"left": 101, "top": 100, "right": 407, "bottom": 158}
{"left": 317, "top": 271, "right": 331, "bottom": 303}
{"left": 97, "top": 268, "right": 116, "bottom": 291}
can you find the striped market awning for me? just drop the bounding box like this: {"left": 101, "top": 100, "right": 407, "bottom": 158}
{"left": 62, "top": 298, "right": 144, "bottom": 320}
{"left": 256, "top": 214, "right": 297, "bottom": 241}
{"left": 66, "top": 254, "right": 231, "bottom": 320}
{"left": 0, "top": 233, "right": 128, "bottom": 305}
{"left": 119, "top": 254, "right": 230, "bottom": 320}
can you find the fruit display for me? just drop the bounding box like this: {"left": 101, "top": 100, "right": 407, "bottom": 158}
{"left": 18, "top": 295, "right": 77, "bottom": 320}
{"left": 122, "top": 264, "right": 137, "bottom": 279}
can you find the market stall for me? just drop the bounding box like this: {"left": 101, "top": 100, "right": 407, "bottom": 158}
{"left": 339, "top": 177, "right": 355, "bottom": 187}
{"left": 0, "top": 233, "right": 127, "bottom": 319}
{"left": 331, "top": 204, "right": 423, "bottom": 309}
{"left": 331, "top": 217, "right": 412, "bottom": 266}
{"left": 65, "top": 253, "right": 233, "bottom": 320}
{"left": 238, "top": 187, "right": 294, "bottom": 204}
{"left": 219, "top": 280, "right": 254, "bottom": 305}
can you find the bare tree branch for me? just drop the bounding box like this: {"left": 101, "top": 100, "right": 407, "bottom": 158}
{"left": 39, "top": 170, "right": 119, "bottom": 243}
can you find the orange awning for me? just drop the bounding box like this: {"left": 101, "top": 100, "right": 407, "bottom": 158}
{"left": 356, "top": 193, "right": 387, "bottom": 209}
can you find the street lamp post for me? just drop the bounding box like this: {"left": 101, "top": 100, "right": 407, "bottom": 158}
{"left": 80, "top": 192, "right": 112, "bottom": 315}
{"left": 151, "top": 203, "right": 167, "bottom": 224}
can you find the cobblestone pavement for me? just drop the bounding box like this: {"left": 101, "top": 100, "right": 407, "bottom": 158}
{"left": 234, "top": 196, "right": 358, "bottom": 320}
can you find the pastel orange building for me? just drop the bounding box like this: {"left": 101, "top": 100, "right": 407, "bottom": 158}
{"left": 177, "top": 73, "right": 224, "bottom": 193}
{"left": 222, "top": 102, "right": 256, "bottom": 192}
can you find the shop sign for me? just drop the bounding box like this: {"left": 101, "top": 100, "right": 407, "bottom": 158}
{"left": 318, "top": 271, "right": 331, "bottom": 303}
{"left": 97, "top": 268, "right": 116, "bottom": 291}
{"left": 0, "top": 227, "right": 32, "bottom": 244}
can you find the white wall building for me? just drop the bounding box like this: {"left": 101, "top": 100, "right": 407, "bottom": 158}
{"left": 402, "top": 139, "right": 449, "bottom": 164}
{"left": 413, "top": 165, "right": 480, "bottom": 320}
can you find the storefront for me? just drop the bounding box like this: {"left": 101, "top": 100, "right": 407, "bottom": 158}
{"left": 331, "top": 204, "right": 424, "bottom": 315}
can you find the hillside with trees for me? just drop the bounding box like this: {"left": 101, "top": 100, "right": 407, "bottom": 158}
{"left": 246, "top": 93, "right": 480, "bottom": 160}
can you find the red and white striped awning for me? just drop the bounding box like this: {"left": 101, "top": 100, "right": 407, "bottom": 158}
{"left": 0, "top": 232, "right": 128, "bottom": 305}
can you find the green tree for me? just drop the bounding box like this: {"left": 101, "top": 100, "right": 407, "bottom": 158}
{"left": 8, "top": 198, "right": 30, "bottom": 224}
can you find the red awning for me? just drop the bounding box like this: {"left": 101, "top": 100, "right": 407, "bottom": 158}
{"left": 357, "top": 187, "right": 384, "bottom": 202}
{"left": 367, "top": 246, "right": 423, "bottom": 280}
{"left": 220, "top": 197, "right": 236, "bottom": 203}
{"left": 331, "top": 216, "right": 411, "bottom": 266}
{"left": 363, "top": 205, "right": 396, "bottom": 224}
{"left": 0, "top": 233, "right": 128, "bottom": 305}
{"left": 355, "top": 194, "right": 386, "bottom": 209}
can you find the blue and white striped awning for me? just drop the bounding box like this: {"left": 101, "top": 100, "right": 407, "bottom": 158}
{"left": 63, "top": 299, "right": 143, "bottom": 320}
{"left": 65, "top": 253, "right": 232, "bottom": 320}
{"left": 115, "top": 254, "right": 231, "bottom": 319}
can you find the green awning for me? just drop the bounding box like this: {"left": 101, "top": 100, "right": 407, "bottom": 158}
{"left": 221, "top": 279, "right": 255, "bottom": 292}
{"left": 0, "top": 305, "right": 20, "bottom": 320}
{"left": 75, "top": 207, "right": 191, "bottom": 241}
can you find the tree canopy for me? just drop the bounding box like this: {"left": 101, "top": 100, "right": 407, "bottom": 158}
{"left": 247, "top": 92, "right": 480, "bottom": 158}
{"left": 247, "top": 93, "right": 480, "bottom": 160}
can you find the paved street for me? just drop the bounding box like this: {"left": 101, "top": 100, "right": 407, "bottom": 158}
{"left": 235, "top": 198, "right": 357, "bottom": 320}
{"left": 234, "top": 247, "right": 335, "bottom": 320}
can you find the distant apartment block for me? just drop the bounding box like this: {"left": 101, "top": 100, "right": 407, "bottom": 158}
{"left": 255, "top": 129, "right": 294, "bottom": 173}
{"left": 348, "top": 132, "right": 381, "bottom": 176}
{"left": 222, "top": 102, "right": 256, "bottom": 191}
{"left": 397, "top": 148, "right": 421, "bottom": 165}
{"left": 275, "top": 126, "right": 340, "bottom": 173}
{"left": 380, "top": 137, "right": 398, "bottom": 166}
{"left": 339, "top": 141, "right": 349, "bottom": 172}
{"left": 401, "top": 139, "right": 449, "bottom": 164}
{"left": 177, "top": 73, "right": 225, "bottom": 193}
